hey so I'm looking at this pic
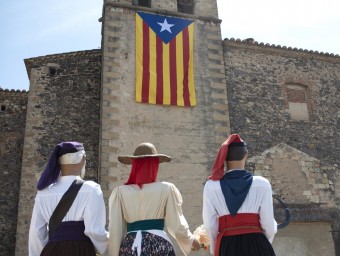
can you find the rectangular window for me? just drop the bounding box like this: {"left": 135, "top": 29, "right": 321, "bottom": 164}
{"left": 286, "top": 84, "right": 309, "bottom": 121}
{"left": 134, "top": 0, "right": 151, "bottom": 7}
{"left": 178, "top": 0, "right": 194, "bottom": 14}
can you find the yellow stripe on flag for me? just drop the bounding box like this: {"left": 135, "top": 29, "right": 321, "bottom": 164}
{"left": 135, "top": 14, "right": 143, "bottom": 103}
{"left": 176, "top": 32, "right": 184, "bottom": 106}
{"left": 188, "top": 23, "right": 196, "bottom": 106}
{"left": 149, "top": 29, "right": 157, "bottom": 104}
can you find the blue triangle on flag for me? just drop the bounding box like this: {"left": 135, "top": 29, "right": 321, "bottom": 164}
{"left": 137, "top": 11, "right": 193, "bottom": 44}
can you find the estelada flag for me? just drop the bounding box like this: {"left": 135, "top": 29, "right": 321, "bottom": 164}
{"left": 135, "top": 11, "right": 196, "bottom": 107}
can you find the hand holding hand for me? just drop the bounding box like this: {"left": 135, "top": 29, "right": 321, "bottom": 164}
{"left": 191, "top": 237, "right": 201, "bottom": 252}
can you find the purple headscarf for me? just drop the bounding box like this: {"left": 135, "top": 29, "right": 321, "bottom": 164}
{"left": 37, "top": 142, "right": 84, "bottom": 190}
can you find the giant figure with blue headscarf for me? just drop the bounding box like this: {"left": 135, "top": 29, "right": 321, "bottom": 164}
{"left": 203, "top": 134, "right": 277, "bottom": 256}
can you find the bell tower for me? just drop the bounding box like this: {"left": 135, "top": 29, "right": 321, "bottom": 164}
{"left": 99, "top": 0, "right": 230, "bottom": 246}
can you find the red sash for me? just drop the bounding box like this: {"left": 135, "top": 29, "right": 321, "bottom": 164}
{"left": 214, "top": 213, "right": 262, "bottom": 256}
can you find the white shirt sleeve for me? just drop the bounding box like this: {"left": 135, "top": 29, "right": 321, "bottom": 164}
{"left": 258, "top": 179, "right": 277, "bottom": 243}
{"left": 29, "top": 197, "right": 49, "bottom": 256}
{"left": 164, "top": 184, "right": 194, "bottom": 256}
{"left": 108, "top": 186, "right": 126, "bottom": 256}
{"left": 83, "top": 182, "right": 109, "bottom": 254}
{"left": 203, "top": 181, "right": 219, "bottom": 255}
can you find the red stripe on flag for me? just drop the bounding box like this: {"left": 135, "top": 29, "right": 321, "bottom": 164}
{"left": 182, "top": 27, "right": 190, "bottom": 106}
{"left": 156, "top": 36, "right": 163, "bottom": 104}
{"left": 142, "top": 22, "right": 150, "bottom": 103}
{"left": 169, "top": 39, "right": 177, "bottom": 106}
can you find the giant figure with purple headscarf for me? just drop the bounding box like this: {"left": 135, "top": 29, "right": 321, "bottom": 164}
{"left": 28, "top": 142, "right": 109, "bottom": 256}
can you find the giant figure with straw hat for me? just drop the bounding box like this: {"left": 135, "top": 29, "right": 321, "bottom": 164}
{"left": 107, "top": 142, "right": 201, "bottom": 256}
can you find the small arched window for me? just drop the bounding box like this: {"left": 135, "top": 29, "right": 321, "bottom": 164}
{"left": 286, "top": 84, "right": 310, "bottom": 121}
{"left": 177, "top": 0, "right": 194, "bottom": 14}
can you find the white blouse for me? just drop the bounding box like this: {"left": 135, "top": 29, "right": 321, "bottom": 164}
{"left": 203, "top": 173, "right": 277, "bottom": 254}
{"left": 29, "top": 175, "right": 109, "bottom": 256}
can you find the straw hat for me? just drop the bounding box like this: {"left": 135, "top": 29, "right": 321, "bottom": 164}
{"left": 118, "top": 142, "right": 172, "bottom": 164}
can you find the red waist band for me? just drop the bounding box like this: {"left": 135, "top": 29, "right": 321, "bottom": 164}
{"left": 215, "top": 213, "right": 262, "bottom": 256}
{"left": 219, "top": 213, "right": 262, "bottom": 235}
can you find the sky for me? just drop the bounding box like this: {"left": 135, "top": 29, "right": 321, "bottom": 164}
{"left": 1, "top": 0, "right": 339, "bottom": 91}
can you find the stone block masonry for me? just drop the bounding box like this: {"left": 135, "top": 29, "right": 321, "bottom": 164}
{"left": 14, "top": 50, "right": 102, "bottom": 255}
{"left": 223, "top": 39, "right": 339, "bottom": 166}
{"left": 0, "top": 89, "right": 28, "bottom": 255}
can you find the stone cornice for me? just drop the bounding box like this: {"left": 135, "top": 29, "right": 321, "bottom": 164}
{"left": 24, "top": 49, "right": 102, "bottom": 80}
{"left": 0, "top": 88, "right": 28, "bottom": 93}
{"left": 24, "top": 49, "right": 101, "bottom": 65}
{"left": 223, "top": 38, "right": 340, "bottom": 62}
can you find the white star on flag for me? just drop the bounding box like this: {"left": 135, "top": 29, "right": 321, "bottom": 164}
{"left": 157, "top": 18, "right": 175, "bottom": 33}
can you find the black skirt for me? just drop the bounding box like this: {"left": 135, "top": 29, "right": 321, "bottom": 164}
{"left": 40, "top": 238, "right": 96, "bottom": 256}
{"left": 219, "top": 233, "right": 276, "bottom": 256}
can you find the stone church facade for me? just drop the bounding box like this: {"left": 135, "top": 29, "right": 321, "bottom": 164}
{"left": 0, "top": 0, "right": 339, "bottom": 255}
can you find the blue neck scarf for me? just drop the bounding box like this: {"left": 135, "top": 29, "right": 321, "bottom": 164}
{"left": 220, "top": 170, "right": 253, "bottom": 216}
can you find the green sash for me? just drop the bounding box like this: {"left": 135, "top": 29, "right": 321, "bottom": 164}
{"left": 127, "top": 219, "right": 164, "bottom": 232}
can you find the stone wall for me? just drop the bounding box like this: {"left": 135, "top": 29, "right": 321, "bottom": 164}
{"left": 223, "top": 39, "right": 340, "bottom": 255}
{"left": 100, "top": 2, "right": 229, "bottom": 255}
{"left": 14, "top": 50, "right": 102, "bottom": 255}
{"left": 0, "top": 89, "right": 28, "bottom": 255}
{"left": 223, "top": 38, "right": 340, "bottom": 166}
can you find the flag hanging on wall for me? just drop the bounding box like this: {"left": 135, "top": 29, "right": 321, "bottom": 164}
{"left": 135, "top": 11, "right": 196, "bottom": 107}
